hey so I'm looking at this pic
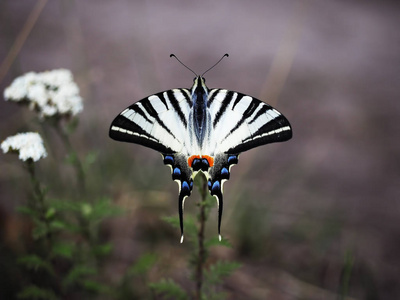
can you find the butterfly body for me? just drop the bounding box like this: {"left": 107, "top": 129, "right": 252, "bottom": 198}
{"left": 110, "top": 75, "right": 292, "bottom": 242}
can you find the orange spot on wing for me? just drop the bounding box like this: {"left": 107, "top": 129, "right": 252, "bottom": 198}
{"left": 188, "top": 155, "right": 200, "bottom": 167}
{"left": 203, "top": 155, "right": 214, "bottom": 167}
{"left": 188, "top": 155, "right": 214, "bottom": 168}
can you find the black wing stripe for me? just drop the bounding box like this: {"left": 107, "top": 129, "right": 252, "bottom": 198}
{"left": 141, "top": 98, "right": 177, "bottom": 139}
{"left": 157, "top": 93, "right": 169, "bottom": 110}
{"left": 213, "top": 91, "right": 235, "bottom": 128}
{"left": 248, "top": 104, "right": 271, "bottom": 125}
{"left": 251, "top": 115, "right": 291, "bottom": 138}
{"left": 166, "top": 90, "right": 188, "bottom": 128}
{"left": 179, "top": 88, "right": 193, "bottom": 107}
{"left": 207, "top": 89, "right": 220, "bottom": 107}
{"left": 232, "top": 92, "right": 244, "bottom": 110}
{"left": 226, "top": 98, "right": 259, "bottom": 137}
{"left": 129, "top": 104, "right": 153, "bottom": 124}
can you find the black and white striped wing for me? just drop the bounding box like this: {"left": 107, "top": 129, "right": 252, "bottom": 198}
{"left": 109, "top": 88, "right": 193, "bottom": 154}
{"left": 208, "top": 89, "right": 292, "bottom": 154}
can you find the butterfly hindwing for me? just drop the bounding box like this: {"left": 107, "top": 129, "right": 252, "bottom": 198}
{"left": 162, "top": 153, "right": 193, "bottom": 243}
{"left": 207, "top": 153, "right": 239, "bottom": 241}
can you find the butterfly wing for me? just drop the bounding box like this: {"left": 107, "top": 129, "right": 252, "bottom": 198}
{"left": 110, "top": 88, "right": 193, "bottom": 153}
{"left": 206, "top": 89, "right": 292, "bottom": 238}
{"left": 109, "top": 88, "right": 195, "bottom": 241}
{"left": 208, "top": 89, "right": 292, "bottom": 154}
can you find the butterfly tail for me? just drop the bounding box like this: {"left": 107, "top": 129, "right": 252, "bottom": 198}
{"left": 208, "top": 179, "right": 223, "bottom": 241}
{"left": 217, "top": 193, "right": 223, "bottom": 242}
{"left": 178, "top": 192, "right": 188, "bottom": 243}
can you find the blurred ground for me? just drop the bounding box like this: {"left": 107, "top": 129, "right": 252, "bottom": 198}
{"left": 1, "top": 0, "right": 400, "bottom": 299}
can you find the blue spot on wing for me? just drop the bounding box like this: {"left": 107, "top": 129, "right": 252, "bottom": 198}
{"left": 228, "top": 155, "right": 238, "bottom": 164}
{"left": 164, "top": 155, "right": 174, "bottom": 164}
{"left": 211, "top": 181, "right": 221, "bottom": 194}
{"left": 173, "top": 167, "right": 181, "bottom": 176}
{"left": 182, "top": 181, "right": 190, "bottom": 192}
{"left": 221, "top": 167, "right": 229, "bottom": 176}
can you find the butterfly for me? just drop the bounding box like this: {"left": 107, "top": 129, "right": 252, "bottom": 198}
{"left": 109, "top": 54, "right": 292, "bottom": 242}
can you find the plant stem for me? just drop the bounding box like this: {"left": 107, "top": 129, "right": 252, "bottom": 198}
{"left": 195, "top": 174, "right": 207, "bottom": 300}
{"left": 26, "top": 159, "right": 53, "bottom": 247}
{"left": 54, "top": 120, "right": 86, "bottom": 196}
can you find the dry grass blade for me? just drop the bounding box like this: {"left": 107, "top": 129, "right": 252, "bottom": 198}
{"left": 0, "top": 0, "right": 48, "bottom": 84}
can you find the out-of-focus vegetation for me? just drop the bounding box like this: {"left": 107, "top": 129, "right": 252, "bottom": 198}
{"left": 1, "top": 1, "right": 400, "bottom": 299}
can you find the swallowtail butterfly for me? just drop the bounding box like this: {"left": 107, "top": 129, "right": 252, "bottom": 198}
{"left": 109, "top": 54, "right": 292, "bottom": 242}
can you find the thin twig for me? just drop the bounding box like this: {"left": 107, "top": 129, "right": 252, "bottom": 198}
{"left": 0, "top": 0, "right": 48, "bottom": 84}
{"left": 195, "top": 174, "right": 207, "bottom": 300}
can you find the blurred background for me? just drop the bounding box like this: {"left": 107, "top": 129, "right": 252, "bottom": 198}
{"left": 1, "top": 0, "right": 399, "bottom": 299}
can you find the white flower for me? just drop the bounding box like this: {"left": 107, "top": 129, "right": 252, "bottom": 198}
{"left": 3, "top": 69, "right": 83, "bottom": 118}
{"left": 1, "top": 132, "right": 47, "bottom": 162}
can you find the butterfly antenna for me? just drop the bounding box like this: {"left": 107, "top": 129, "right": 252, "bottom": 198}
{"left": 170, "top": 54, "right": 197, "bottom": 77}
{"left": 201, "top": 53, "right": 229, "bottom": 77}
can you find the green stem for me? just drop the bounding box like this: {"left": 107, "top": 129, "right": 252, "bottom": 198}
{"left": 339, "top": 250, "right": 354, "bottom": 300}
{"left": 54, "top": 120, "right": 86, "bottom": 196}
{"left": 195, "top": 175, "right": 207, "bottom": 300}
{"left": 26, "top": 159, "right": 53, "bottom": 247}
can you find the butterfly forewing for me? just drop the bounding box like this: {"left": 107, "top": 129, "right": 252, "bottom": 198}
{"left": 207, "top": 89, "right": 292, "bottom": 154}
{"left": 110, "top": 88, "right": 193, "bottom": 154}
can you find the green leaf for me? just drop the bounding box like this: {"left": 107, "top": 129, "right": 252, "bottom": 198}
{"left": 45, "top": 207, "right": 56, "bottom": 219}
{"left": 17, "top": 205, "right": 37, "bottom": 217}
{"left": 162, "top": 216, "right": 197, "bottom": 242}
{"left": 63, "top": 265, "right": 97, "bottom": 288}
{"left": 84, "top": 151, "right": 98, "bottom": 167}
{"left": 84, "top": 198, "right": 123, "bottom": 222}
{"left": 92, "top": 243, "right": 113, "bottom": 257}
{"left": 65, "top": 152, "right": 78, "bottom": 165}
{"left": 149, "top": 279, "right": 188, "bottom": 300}
{"left": 127, "top": 253, "right": 157, "bottom": 276}
{"left": 17, "top": 285, "right": 58, "bottom": 300}
{"left": 81, "top": 279, "right": 111, "bottom": 294}
{"left": 162, "top": 216, "right": 180, "bottom": 228}
{"left": 204, "top": 261, "right": 241, "bottom": 286}
{"left": 52, "top": 242, "right": 75, "bottom": 259}
{"left": 49, "top": 220, "right": 67, "bottom": 231}
{"left": 32, "top": 220, "right": 48, "bottom": 240}
{"left": 205, "top": 236, "right": 233, "bottom": 249}
{"left": 17, "top": 255, "right": 55, "bottom": 275}
{"left": 81, "top": 203, "right": 92, "bottom": 217}
{"left": 47, "top": 199, "right": 81, "bottom": 212}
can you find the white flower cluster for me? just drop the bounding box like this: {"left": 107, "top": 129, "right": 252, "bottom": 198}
{"left": 1, "top": 132, "right": 47, "bottom": 162}
{"left": 4, "top": 69, "right": 83, "bottom": 118}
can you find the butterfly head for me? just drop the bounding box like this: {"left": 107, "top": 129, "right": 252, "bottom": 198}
{"left": 192, "top": 76, "right": 207, "bottom": 93}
